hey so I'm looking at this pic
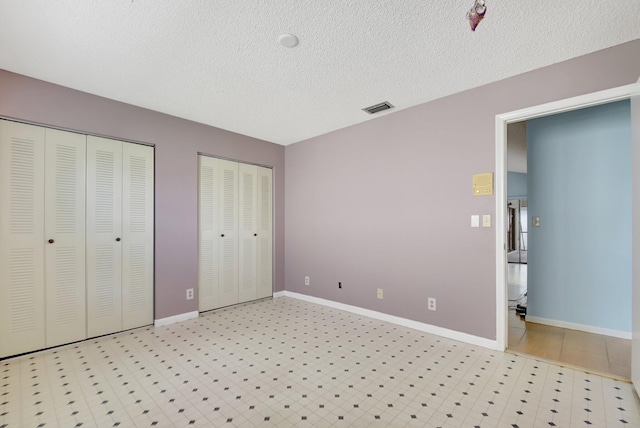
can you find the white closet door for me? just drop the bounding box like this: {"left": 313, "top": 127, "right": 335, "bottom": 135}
{"left": 122, "top": 143, "right": 154, "bottom": 330}
{"left": 198, "top": 155, "right": 220, "bottom": 311}
{"left": 44, "top": 129, "right": 86, "bottom": 347}
{"left": 238, "top": 164, "right": 257, "bottom": 303}
{"left": 219, "top": 159, "right": 239, "bottom": 307}
{"left": 86, "top": 136, "right": 123, "bottom": 337}
{"left": 256, "top": 167, "right": 273, "bottom": 299}
{"left": 0, "top": 121, "right": 46, "bottom": 358}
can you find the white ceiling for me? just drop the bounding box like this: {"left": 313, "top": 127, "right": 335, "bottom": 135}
{"left": 1, "top": 1, "right": 639, "bottom": 145}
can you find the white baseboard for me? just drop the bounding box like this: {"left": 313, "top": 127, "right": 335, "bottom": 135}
{"left": 526, "top": 315, "right": 631, "bottom": 339}
{"left": 273, "top": 291, "right": 286, "bottom": 298}
{"left": 281, "top": 291, "right": 500, "bottom": 351}
{"left": 154, "top": 310, "right": 199, "bottom": 327}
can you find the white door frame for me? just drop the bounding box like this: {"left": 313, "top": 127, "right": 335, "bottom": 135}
{"left": 495, "top": 80, "right": 640, "bottom": 352}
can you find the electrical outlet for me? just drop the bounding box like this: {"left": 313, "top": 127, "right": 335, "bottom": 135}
{"left": 305, "top": 276, "right": 310, "bottom": 286}
{"left": 428, "top": 297, "right": 436, "bottom": 311}
{"left": 338, "top": 282, "right": 342, "bottom": 289}
{"left": 377, "top": 288, "right": 383, "bottom": 299}
{"left": 186, "top": 288, "right": 194, "bottom": 300}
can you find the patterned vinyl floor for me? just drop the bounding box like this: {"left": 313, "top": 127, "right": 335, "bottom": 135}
{"left": 1, "top": 297, "right": 639, "bottom": 427}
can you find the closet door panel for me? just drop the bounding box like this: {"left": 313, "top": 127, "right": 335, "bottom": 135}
{"left": 122, "top": 143, "right": 154, "bottom": 330}
{"left": 256, "top": 167, "right": 273, "bottom": 299}
{"left": 219, "top": 159, "right": 239, "bottom": 307}
{"left": 44, "top": 129, "right": 87, "bottom": 347}
{"left": 86, "top": 136, "right": 123, "bottom": 337}
{"left": 198, "top": 155, "right": 220, "bottom": 311}
{"left": 238, "top": 164, "right": 257, "bottom": 303}
{"left": 0, "top": 121, "right": 46, "bottom": 357}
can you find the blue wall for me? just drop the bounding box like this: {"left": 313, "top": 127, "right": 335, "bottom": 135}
{"left": 527, "top": 100, "right": 631, "bottom": 333}
{"left": 507, "top": 172, "right": 527, "bottom": 199}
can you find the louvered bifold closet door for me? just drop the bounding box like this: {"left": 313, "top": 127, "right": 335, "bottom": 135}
{"left": 238, "top": 164, "right": 257, "bottom": 303}
{"left": 122, "top": 143, "right": 154, "bottom": 330}
{"left": 219, "top": 159, "right": 239, "bottom": 308}
{"left": 198, "top": 155, "right": 220, "bottom": 311}
{"left": 86, "top": 136, "right": 123, "bottom": 337}
{"left": 0, "top": 121, "right": 46, "bottom": 358}
{"left": 44, "top": 129, "right": 87, "bottom": 348}
{"left": 256, "top": 167, "right": 273, "bottom": 299}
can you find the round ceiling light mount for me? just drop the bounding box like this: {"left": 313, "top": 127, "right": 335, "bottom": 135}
{"left": 278, "top": 33, "right": 299, "bottom": 48}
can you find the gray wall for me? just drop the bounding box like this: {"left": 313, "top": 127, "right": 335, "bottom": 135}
{"left": 527, "top": 100, "right": 631, "bottom": 332}
{"left": 507, "top": 122, "right": 527, "bottom": 173}
{"left": 0, "top": 69, "right": 285, "bottom": 320}
{"left": 284, "top": 40, "right": 640, "bottom": 340}
{"left": 507, "top": 172, "right": 527, "bottom": 199}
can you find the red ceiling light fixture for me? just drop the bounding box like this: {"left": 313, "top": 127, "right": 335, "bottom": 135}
{"left": 467, "top": 0, "right": 486, "bottom": 31}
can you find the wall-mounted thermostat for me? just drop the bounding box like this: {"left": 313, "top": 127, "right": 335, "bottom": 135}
{"left": 473, "top": 172, "right": 493, "bottom": 196}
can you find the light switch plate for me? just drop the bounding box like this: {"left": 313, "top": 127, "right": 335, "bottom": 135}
{"left": 482, "top": 214, "right": 491, "bottom": 227}
{"left": 532, "top": 216, "right": 540, "bottom": 227}
{"left": 471, "top": 215, "right": 479, "bottom": 228}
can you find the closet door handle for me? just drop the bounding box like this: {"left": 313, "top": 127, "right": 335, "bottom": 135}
{"left": 254, "top": 233, "right": 257, "bottom": 237}
{"left": 221, "top": 234, "right": 225, "bottom": 237}
{"left": 48, "top": 239, "right": 55, "bottom": 244}
{"left": 116, "top": 237, "right": 121, "bottom": 242}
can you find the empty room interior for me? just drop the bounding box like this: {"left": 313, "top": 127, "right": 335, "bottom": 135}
{"left": 1, "top": 2, "right": 640, "bottom": 427}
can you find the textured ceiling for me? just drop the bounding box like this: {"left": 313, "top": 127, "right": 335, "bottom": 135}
{"left": 1, "top": 1, "right": 639, "bottom": 145}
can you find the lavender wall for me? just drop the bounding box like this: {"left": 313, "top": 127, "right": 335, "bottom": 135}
{"left": 0, "top": 70, "right": 285, "bottom": 320}
{"left": 284, "top": 40, "right": 640, "bottom": 340}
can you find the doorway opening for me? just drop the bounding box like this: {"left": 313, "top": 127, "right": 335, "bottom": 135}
{"left": 495, "top": 83, "right": 639, "bottom": 383}
{"left": 506, "top": 199, "right": 527, "bottom": 319}
{"left": 507, "top": 199, "right": 527, "bottom": 264}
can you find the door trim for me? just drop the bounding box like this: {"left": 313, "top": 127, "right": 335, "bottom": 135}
{"left": 495, "top": 81, "right": 640, "bottom": 352}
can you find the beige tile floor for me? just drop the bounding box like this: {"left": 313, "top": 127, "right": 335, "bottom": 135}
{"left": 508, "top": 310, "right": 632, "bottom": 379}
{"left": 507, "top": 263, "right": 632, "bottom": 379}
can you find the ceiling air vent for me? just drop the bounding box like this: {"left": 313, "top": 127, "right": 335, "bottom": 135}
{"left": 362, "top": 101, "right": 394, "bottom": 114}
